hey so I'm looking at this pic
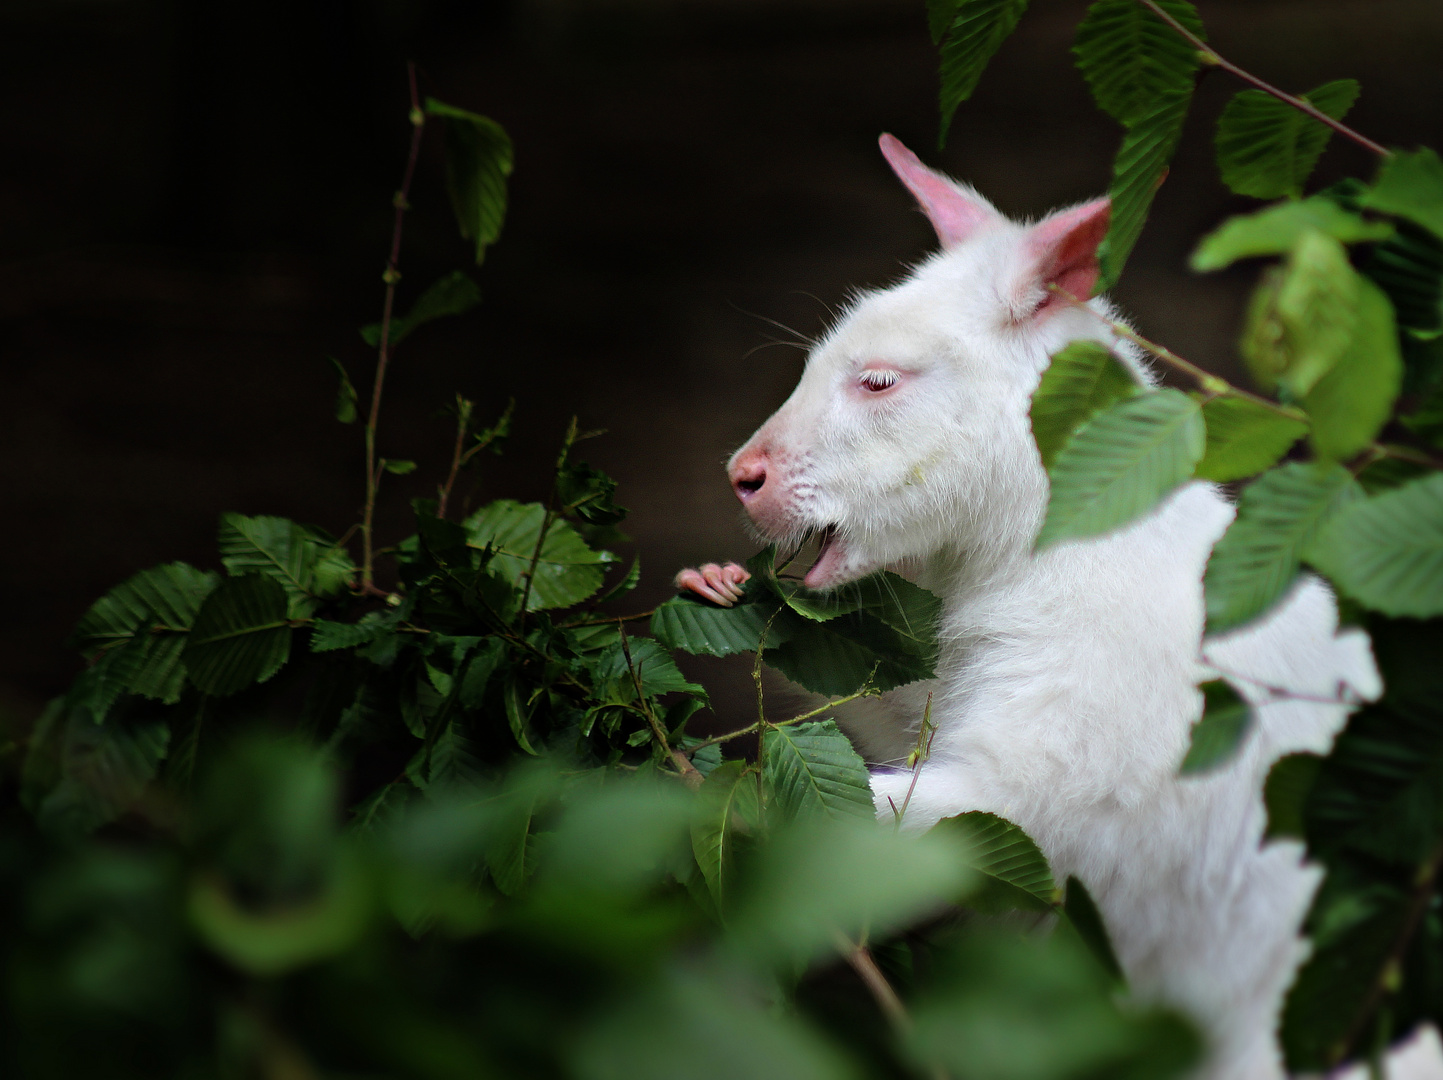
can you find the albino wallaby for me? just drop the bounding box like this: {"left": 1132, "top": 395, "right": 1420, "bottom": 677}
{"left": 676, "top": 135, "right": 1443, "bottom": 1080}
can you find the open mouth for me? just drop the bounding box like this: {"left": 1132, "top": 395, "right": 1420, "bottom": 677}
{"left": 803, "top": 525, "right": 846, "bottom": 589}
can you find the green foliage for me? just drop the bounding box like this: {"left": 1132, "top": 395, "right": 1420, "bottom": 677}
{"left": 931, "top": 811, "right": 1056, "bottom": 912}
{"left": 1301, "top": 278, "right": 1404, "bottom": 461}
{"left": 1194, "top": 395, "right": 1308, "bottom": 482}
{"left": 1191, "top": 197, "right": 1394, "bottom": 271}
{"left": 1309, "top": 472, "right": 1443, "bottom": 617}
{"left": 1179, "top": 680, "right": 1252, "bottom": 775}
{"left": 181, "top": 575, "right": 293, "bottom": 697}
{"left": 1029, "top": 340, "right": 1140, "bottom": 470}
{"left": 1215, "top": 80, "right": 1359, "bottom": 200}
{"left": 425, "top": 97, "right": 514, "bottom": 264}
{"left": 763, "top": 720, "right": 874, "bottom": 823}
{"left": 1362, "top": 147, "right": 1443, "bottom": 240}
{"left": 360, "top": 270, "right": 481, "bottom": 348}
{"left": 934, "top": 0, "right": 1032, "bottom": 147}
{"left": 1203, "top": 462, "right": 1363, "bottom": 633}
{"left": 1037, "top": 389, "right": 1204, "bottom": 548}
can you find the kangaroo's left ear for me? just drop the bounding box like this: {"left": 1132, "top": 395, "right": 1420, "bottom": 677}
{"left": 1007, "top": 198, "right": 1111, "bottom": 321}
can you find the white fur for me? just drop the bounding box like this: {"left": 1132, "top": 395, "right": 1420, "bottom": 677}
{"left": 725, "top": 183, "right": 1441, "bottom": 1078}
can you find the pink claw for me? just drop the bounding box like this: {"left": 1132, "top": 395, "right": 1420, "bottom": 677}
{"left": 674, "top": 562, "right": 751, "bottom": 607}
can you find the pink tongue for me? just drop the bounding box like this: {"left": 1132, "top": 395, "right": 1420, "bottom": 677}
{"left": 804, "top": 533, "right": 847, "bottom": 588}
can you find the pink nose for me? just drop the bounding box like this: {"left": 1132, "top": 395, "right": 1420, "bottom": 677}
{"left": 729, "top": 447, "right": 768, "bottom": 504}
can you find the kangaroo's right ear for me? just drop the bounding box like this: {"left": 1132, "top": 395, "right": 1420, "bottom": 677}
{"left": 879, "top": 133, "right": 999, "bottom": 249}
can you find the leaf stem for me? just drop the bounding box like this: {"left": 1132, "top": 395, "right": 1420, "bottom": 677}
{"left": 685, "top": 673, "right": 881, "bottom": 755}
{"left": 1132, "top": 0, "right": 1389, "bottom": 158}
{"left": 436, "top": 394, "right": 474, "bottom": 520}
{"left": 362, "top": 62, "right": 426, "bottom": 591}
{"left": 617, "top": 621, "right": 702, "bottom": 788}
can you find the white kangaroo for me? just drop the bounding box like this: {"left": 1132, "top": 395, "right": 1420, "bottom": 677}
{"left": 677, "top": 134, "right": 1443, "bottom": 1079}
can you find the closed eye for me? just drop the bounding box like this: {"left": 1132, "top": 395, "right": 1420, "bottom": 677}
{"left": 858, "top": 369, "right": 900, "bottom": 393}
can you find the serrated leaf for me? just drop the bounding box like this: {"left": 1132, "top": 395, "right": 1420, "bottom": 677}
{"left": 1030, "top": 340, "right": 1141, "bottom": 469}
{"left": 1263, "top": 753, "right": 1321, "bottom": 841}
{"left": 1239, "top": 229, "right": 1360, "bottom": 398}
{"left": 651, "top": 594, "right": 786, "bottom": 657}
{"left": 219, "top": 514, "right": 323, "bottom": 617}
{"left": 383, "top": 459, "right": 418, "bottom": 475}
{"left": 1179, "top": 680, "right": 1252, "bottom": 775}
{"left": 926, "top": 0, "right": 959, "bottom": 44}
{"left": 1361, "top": 147, "right": 1443, "bottom": 241}
{"left": 503, "top": 674, "right": 538, "bottom": 756}
{"left": 765, "top": 611, "right": 935, "bottom": 697}
{"left": 763, "top": 720, "right": 874, "bottom": 823}
{"left": 930, "top": 811, "right": 1055, "bottom": 913}
{"left": 1073, "top": 0, "right": 1205, "bottom": 125}
{"left": 425, "top": 98, "right": 514, "bottom": 264}
{"left": 690, "top": 760, "right": 760, "bottom": 910}
{"left": 360, "top": 270, "right": 481, "bottom": 348}
{"left": 459, "top": 637, "right": 505, "bottom": 709}
{"left": 328, "top": 355, "right": 358, "bottom": 423}
{"left": 464, "top": 500, "right": 614, "bottom": 610}
{"left": 1216, "top": 80, "right": 1359, "bottom": 200}
{"left": 310, "top": 613, "right": 390, "bottom": 653}
{"left": 1097, "top": 90, "right": 1192, "bottom": 288}
{"left": 595, "top": 557, "right": 641, "bottom": 605}
{"left": 1203, "top": 462, "right": 1363, "bottom": 633}
{"left": 1308, "top": 472, "right": 1443, "bottom": 618}
{"left": 1191, "top": 198, "right": 1393, "bottom": 272}
{"left": 1195, "top": 395, "right": 1308, "bottom": 482}
{"left": 590, "top": 637, "right": 706, "bottom": 703}
{"left": 1363, "top": 221, "right": 1443, "bottom": 335}
{"left": 557, "top": 460, "right": 627, "bottom": 526}
{"left": 1301, "top": 277, "right": 1403, "bottom": 460}
{"left": 182, "top": 575, "right": 293, "bottom": 696}
{"left": 70, "top": 563, "right": 220, "bottom": 705}
{"left": 936, "top": 0, "right": 1031, "bottom": 147}
{"left": 1037, "top": 389, "right": 1205, "bottom": 548}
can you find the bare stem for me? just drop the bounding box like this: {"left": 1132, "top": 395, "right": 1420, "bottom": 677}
{"left": 896, "top": 693, "right": 937, "bottom": 825}
{"left": 362, "top": 63, "right": 426, "bottom": 590}
{"left": 436, "top": 395, "right": 474, "bottom": 520}
{"left": 684, "top": 675, "right": 880, "bottom": 755}
{"left": 1133, "top": 0, "right": 1389, "bottom": 158}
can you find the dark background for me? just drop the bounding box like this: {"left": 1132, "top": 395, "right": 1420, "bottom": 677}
{"left": 2, "top": 0, "right": 1440, "bottom": 729}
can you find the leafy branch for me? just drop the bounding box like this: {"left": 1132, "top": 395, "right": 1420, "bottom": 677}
{"left": 1132, "top": 0, "right": 1389, "bottom": 158}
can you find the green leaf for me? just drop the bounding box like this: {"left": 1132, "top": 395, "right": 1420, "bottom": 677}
{"left": 765, "top": 610, "right": 935, "bottom": 696}
{"left": 459, "top": 637, "right": 505, "bottom": 709}
{"left": 590, "top": 637, "right": 706, "bottom": 703}
{"left": 936, "top": 0, "right": 1031, "bottom": 147}
{"left": 762, "top": 720, "right": 874, "bottom": 823}
{"left": 690, "top": 760, "right": 760, "bottom": 910}
{"left": 218, "top": 513, "right": 333, "bottom": 617}
{"left": 1073, "top": 0, "right": 1204, "bottom": 126}
{"left": 557, "top": 460, "right": 628, "bottom": 526}
{"left": 1191, "top": 197, "right": 1393, "bottom": 272}
{"left": 383, "top": 459, "right": 418, "bottom": 475}
{"left": 1195, "top": 395, "right": 1308, "bottom": 482}
{"left": 595, "top": 557, "right": 641, "bottom": 605}
{"left": 465, "top": 500, "right": 615, "bottom": 610}
{"left": 1179, "top": 680, "right": 1252, "bottom": 775}
{"left": 1361, "top": 147, "right": 1443, "bottom": 241}
{"left": 651, "top": 594, "right": 785, "bottom": 657}
{"left": 360, "top": 270, "right": 482, "bottom": 348}
{"left": 1061, "top": 875, "right": 1124, "bottom": 982}
{"left": 182, "top": 575, "right": 293, "bottom": 696}
{"left": 1363, "top": 221, "right": 1443, "bottom": 338}
{"left": 1030, "top": 340, "right": 1141, "bottom": 470}
{"left": 310, "top": 612, "right": 390, "bottom": 653}
{"left": 31, "top": 709, "right": 171, "bottom": 835}
{"left": 328, "top": 355, "right": 358, "bottom": 423}
{"left": 1262, "top": 753, "right": 1321, "bottom": 841}
{"left": 1037, "top": 389, "right": 1205, "bottom": 548}
{"left": 1308, "top": 472, "right": 1443, "bottom": 618}
{"left": 1239, "top": 229, "right": 1360, "bottom": 398}
{"left": 503, "top": 674, "right": 539, "bottom": 756}
{"left": 1203, "top": 462, "right": 1363, "bottom": 633}
{"left": 1215, "top": 80, "right": 1359, "bottom": 200}
{"left": 1097, "top": 90, "right": 1192, "bottom": 288}
{"left": 930, "top": 811, "right": 1056, "bottom": 913}
{"left": 425, "top": 98, "right": 514, "bottom": 264}
{"left": 1301, "top": 277, "right": 1404, "bottom": 460}
{"left": 69, "top": 562, "right": 220, "bottom": 705}
{"left": 926, "top": 0, "right": 959, "bottom": 43}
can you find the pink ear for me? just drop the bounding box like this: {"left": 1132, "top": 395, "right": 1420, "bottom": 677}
{"left": 1023, "top": 198, "right": 1111, "bottom": 309}
{"left": 879, "top": 133, "right": 997, "bottom": 248}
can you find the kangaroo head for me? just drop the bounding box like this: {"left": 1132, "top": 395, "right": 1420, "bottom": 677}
{"left": 728, "top": 134, "right": 1122, "bottom": 589}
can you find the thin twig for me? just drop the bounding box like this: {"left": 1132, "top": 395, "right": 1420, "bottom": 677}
{"left": 1199, "top": 657, "right": 1365, "bottom": 707}
{"left": 618, "top": 621, "right": 703, "bottom": 788}
{"left": 362, "top": 63, "right": 426, "bottom": 590}
{"left": 1133, "top": 0, "right": 1389, "bottom": 158}
{"left": 683, "top": 673, "right": 881, "bottom": 755}
{"left": 1335, "top": 842, "right": 1443, "bottom": 1067}
{"left": 837, "top": 932, "right": 910, "bottom": 1031}
{"left": 436, "top": 395, "right": 474, "bottom": 520}
{"left": 896, "top": 693, "right": 937, "bottom": 825}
